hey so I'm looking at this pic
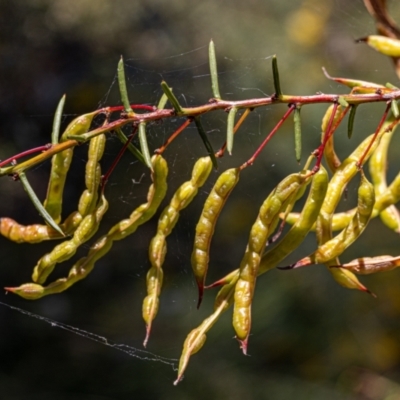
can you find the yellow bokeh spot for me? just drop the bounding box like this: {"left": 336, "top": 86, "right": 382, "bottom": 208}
{"left": 285, "top": 1, "right": 331, "bottom": 47}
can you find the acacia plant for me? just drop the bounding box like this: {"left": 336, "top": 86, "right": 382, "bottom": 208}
{"left": 1, "top": 0, "right": 400, "bottom": 384}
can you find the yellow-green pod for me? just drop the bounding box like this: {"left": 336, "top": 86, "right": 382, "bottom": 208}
{"left": 191, "top": 167, "right": 240, "bottom": 307}
{"left": 233, "top": 172, "right": 310, "bottom": 351}
{"left": 32, "top": 195, "right": 109, "bottom": 284}
{"left": 291, "top": 172, "right": 375, "bottom": 268}
{"left": 369, "top": 128, "right": 400, "bottom": 232}
{"left": 108, "top": 155, "right": 168, "bottom": 241}
{"left": 0, "top": 212, "right": 83, "bottom": 244}
{"left": 142, "top": 157, "right": 212, "bottom": 346}
{"left": 78, "top": 134, "right": 106, "bottom": 217}
{"left": 174, "top": 275, "right": 238, "bottom": 385}
{"left": 44, "top": 111, "right": 97, "bottom": 223}
{"left": 322, "top": 67, "right": 384, "bottom": 89}
{"left": 359, "top": 35, "right": 400, "bottom": 57}
{"left": 6, "top": 156, "right": 168, "bottom": 300}
{"left": 259, "top": 166, "right": 328, "bottom": 274}
{"left": 321, "top": 104, "right": 343, "bottom": 173}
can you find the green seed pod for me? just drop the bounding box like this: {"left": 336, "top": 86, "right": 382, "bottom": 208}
{"left": 143, "top": 157, "right": 213, "bottom": 346}
{"left": 6, "top": 155, "right": 168, "bottom": 300}
{"left": 233, "top": 172, "right": 310, "bottom": 352}
{"left": 191, "top": 167, "right": 240, "bottom": 307}
{"left": 358, "top": 35, "right": 400, "bottom": 57}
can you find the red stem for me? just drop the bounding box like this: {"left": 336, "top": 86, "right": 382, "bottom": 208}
{"left": 241, "top": 104, "right": 295, "bottom": 169}
{"left": 0, "top": 144, "right": 52, "bottom": 168}
{"left": 106, "top": 104, "right": 157, "bottom": 113}
{"left": 155, "top": 118, "right": 192, "bottom": 154}
{"left": 357, "top": 102, "right": 391, "bottom": 167}
{"left": 101, "top": 126, "right": 138, "bottom": 192}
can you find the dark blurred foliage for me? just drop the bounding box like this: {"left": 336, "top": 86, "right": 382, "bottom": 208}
{"left": 1, "top": 1, "right": 400, "bottom": 399}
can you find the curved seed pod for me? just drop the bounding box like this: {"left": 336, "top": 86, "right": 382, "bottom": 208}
{"left": 32, "top": 195, "right": 109, "bottom": 284}
{"left": 44, "top": 111, "right": 97, "bottom": 223}
{"left": 174, "top": 274, "right": 238, "bottom": 385}
{"left": 309, "top": 123, "right": 392, "bottom": 293}
{"left": 207, "top": 167, "right": 328, "bottom": 290}
{"left": 143, "top": 157, "right": 213, "bottom": 346}
{"left": 289, "top": 172, "right": 375, "bottom": 269}
{"left": 259, "top": 166, "right": 329, "bottom": 274}
{"left": 351, "top": 86, "right": 394, "bottom": 94}
{"left": 0, "top": 212, "right": 83, "bottom": 244}
{"left": 357, "top": 35, "right": 400, "bottom": 57}
{"left": 6, "top": 155, "right": 168, "bottom": 300}
{"left": 0, "top": 133, "right": 106, "bottom": 244}
{"left": 369, "top": 128, "right": 400, "bottom": 232}
{"left": 330, "top": 255, "right": 400, "bottom": 275}
{"left": 322, "top": 67, "right": 384, "bottom": 89}
{"left": 286, "top": 115, "right": 399, "bottom": 229}
{"left": 286, "top": 169, "right": 400, "bottom": 232}
{"left": 191, "top": 167, "right": 240, "bottom": 308}
{"left": 330, "top": 169, "right": 400, "bottom": 231}
{"left": 233, "top": 172, "right": 310, "bottom": 352}
{"left": 78, "top": 134, "right": 106, "bottom": 217}
{"left": 206, "top": 156, "right": 314, "bottom": 289}
{"left": 321, "top": 104, "right": 344, "bottom": 173}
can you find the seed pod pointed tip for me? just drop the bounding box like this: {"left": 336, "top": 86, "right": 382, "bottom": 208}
{"left": 143, "top": 326, "right": 151, "bottom": 348}
{"left": 355, "top": 37, "right": 368, "bottom": 43}
{"left": 237, "top": 337, "right": 248, "bottom": 355}
{"left": 196, "top": 283, "right": 204, "bottom": 309}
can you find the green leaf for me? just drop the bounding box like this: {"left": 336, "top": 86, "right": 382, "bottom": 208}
{"left": 209, "top": 40, "right": 221, "bottom": 100}
{"left": 347, "top": 105, "right": 358, "bottom": 139}
{"left": 19, "top": 172, "right": 64, "bottom": 236}
{"left": 51, "top": 94, "right": 66, "bottom": 145}
{"left": 194, "top": 117, "right": 218, "bottom": 170}
{"left": 227, "top": 107, "right": 238, "bottom": 155}
{"left": 114, "top": 127, "right": 146, "bottom": 166}
{"left": 138, "top": 122, "right": 153, "bottom": 169}
{"left": 272, "top": 55, "right": 282, "bottom": 97}
{"left": 117, "top": 56, "right": 134, "bottom": 116}
{"left": 161, "top": 81, "right": 184, "bottom": 114}
{"left": 293, "top": 106, "right": 302, "bottom": 162}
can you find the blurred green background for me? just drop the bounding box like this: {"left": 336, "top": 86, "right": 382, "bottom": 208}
{"left": 1, "top": 1, "right": 400, "bottom": 399}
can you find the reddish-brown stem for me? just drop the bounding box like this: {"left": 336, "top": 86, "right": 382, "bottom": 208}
{"left": 3, "top": 88, "right": 400, "bottom": 178}
{"left": 312, "top": 102, "right": 340, "bottom": 172}
{"left": 155, "top": 118, "right": 192, "bottom": 154}
{"left": 357, "top": 102, "right": 391, "bottom": 167}
{"left": 216, "top": 108, "right": 252, "bottom": 158}
{"left": 106, "top": 104, "right": 157, "bottom": 113}
{"left": 101, "top": 126, "right": 138, "bottom": 192}
{"left": 0, "top": 144, "right": 52, "bottom": 168}
{"left": 241, "top": 104, "right": 295, "bottom": 169}
{"left": 1, "top": 140, "right": 78, "bottom": 176}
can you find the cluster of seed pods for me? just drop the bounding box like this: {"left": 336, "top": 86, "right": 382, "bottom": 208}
{"left": 1, "top": 36, "right": 400, "bottom": 384}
